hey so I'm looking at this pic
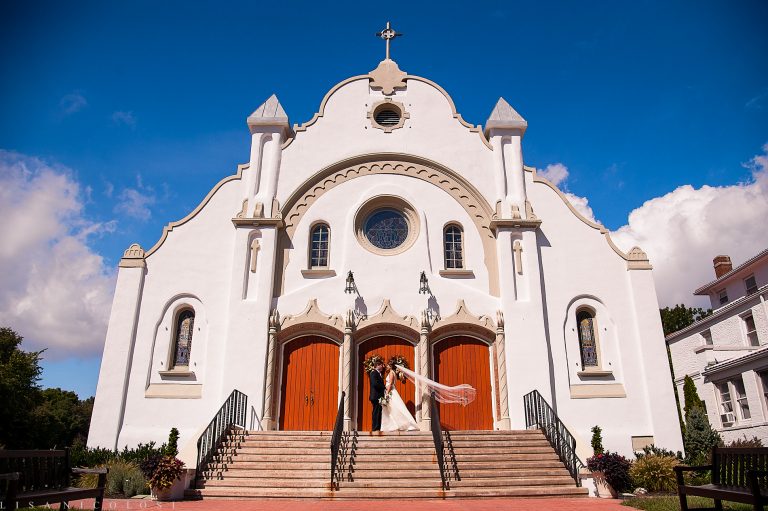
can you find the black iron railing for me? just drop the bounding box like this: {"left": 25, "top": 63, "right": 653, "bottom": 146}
{"left": 194, "top": 389, "right": 247, "bottom": 489}
{"left": 523, "top": 389, "right": 583, "bottom": 486}
{"left": 430, "top": 392, "right": 449, "bottom": 490}
{"left": 330, "top": 391, "right": 346, "bottom": 490}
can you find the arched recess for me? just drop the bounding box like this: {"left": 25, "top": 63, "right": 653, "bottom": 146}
{"left": 430, "top": 327, "right": 496, "bottom": 431}
{"left": 355, "top": 326, "right": 419, "bottom": 431}
{"left": 277, "top": 330, "right": 342, "bottom": 431}
{"left": 274, "top": 155, "right": 499, "bottom": 296}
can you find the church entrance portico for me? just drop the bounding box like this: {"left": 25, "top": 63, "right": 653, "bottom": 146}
{"left": 278, "top": 336, "right": 340, "bottom": 431}
{"left": 356, "top": 334, "right": 416, "bottom": 430}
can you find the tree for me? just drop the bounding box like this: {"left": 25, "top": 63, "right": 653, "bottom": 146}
{"left": 660, "top": 304, "right": 713, "bottom": 336}
{"left": 683, "top": 375, "right": 705, "bottom": 418}
{"left": 684, "top": 406, "right": 721, "bottom": 465}
{"left": 31, "top": 388, "right": 93, "bottom": 448}
{"left": 0, "top": 327, "right": 43, "bottom": 448}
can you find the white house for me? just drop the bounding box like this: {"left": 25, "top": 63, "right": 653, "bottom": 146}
{"left": 88, "top": 49, "right": 683, "bottom": 465}
{"left": 667, "top": 250, "right": 768, "bottom": 443}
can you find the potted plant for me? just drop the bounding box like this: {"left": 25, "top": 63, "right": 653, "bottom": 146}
{"left": 587, "top": 451, "right": 632, "bottom": 498}
{"left": 148, "top": 455, "right": 185, "bottom": 501}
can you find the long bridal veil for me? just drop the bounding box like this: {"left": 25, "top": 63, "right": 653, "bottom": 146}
{"left": 395, "top": 365, "right": 476, "bottom": 406}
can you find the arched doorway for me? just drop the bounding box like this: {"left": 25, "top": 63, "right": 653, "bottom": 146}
{"left": 279, "top": 336, "right": 339, "bottom": 431}
{"left": 357, "top": 335, "right": 416, "bottom": 431}
{"left": 433, "top": 336, "right": 494, "bottom": 430}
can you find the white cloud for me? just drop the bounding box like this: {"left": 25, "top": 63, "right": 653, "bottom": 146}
{"left": 610, "top": 144, "right": 768, "bottom": 307}
{"left": 59, "top": 92, "right": 87, "bottom": 116}
{"left": 111, "top": 110, "right": 136, "bottom": 127}
{"left": 0, "top": 150, "right": 116, "bottom": 358}
{"left": 564, "top": 192, "right": 597, "bottom": 223}
{"left": 539, "top": 162, "right": 569, "bottom": 186}
{"left": 114, "top": 178, "right": 156, "bottom": 221}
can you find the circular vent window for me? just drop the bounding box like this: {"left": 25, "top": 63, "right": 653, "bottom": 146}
{"left": 374, "top": 108, "right": 401, "bottom": 126}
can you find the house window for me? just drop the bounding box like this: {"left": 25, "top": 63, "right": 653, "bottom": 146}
{"left": 733, "top": 377, "right": 751, "bottom": 420}
{"left": 577, "top": 310, "right": 599, "bottom": 368}
{"left": 745, "top": 275, "right": 758, "bottom": 295}
{"left": 718, "top": 377, "right": 751, "bottom": 427}
{"left": 718, "top": 289, "right": 729, "bottom": 305}
{"left": 718, "top": 382, "right": 735, "bottom": 427}
{"left": 760, "top": 372, "right": 768, "bottom": 411}
{"left": 744, "top": 314, "right": 759, "bottom": 346}
{"left": 444, "top": 224, "right": 464, "bottom": 269}
{"left": 309, "top": 224, "right": 330, "bottom": 268}
{"left": 172, "top": 309, "right": 194, "bottom": 367}
{"left": 701, "top": 329, "right": 713, "bottom": 346}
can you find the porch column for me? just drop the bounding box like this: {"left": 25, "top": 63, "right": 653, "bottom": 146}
{"left": 261, "top": 310, "right": 279, "bottom": 430}
{"left": 417, "top": 310, "right": 431, "bottom": 431}
{"left": 342, "top": 311, "right": 354, "bottom": 430}
{"left": 495, "top": 311, "right": 511, "bottom": 430}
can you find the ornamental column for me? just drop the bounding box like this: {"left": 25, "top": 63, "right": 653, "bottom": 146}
{"left": 261, "top": 310, "right": 279, "bottom": 430}
{"left": 417, "top": 310, "right": 431, "bottom": 431}
{"left": 495, "top": 311, "right": 511, "bottom": 430}
{"left": 342, "top": 311, "right": 355, "bottom": 431}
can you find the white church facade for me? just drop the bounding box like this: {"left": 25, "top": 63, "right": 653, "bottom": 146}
{"left": 88, "top": 50, "right": 683, "bottom": 465}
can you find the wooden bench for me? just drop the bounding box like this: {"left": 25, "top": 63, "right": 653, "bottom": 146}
{"left": 0, "top": 449, "right": 108, "bottom": 510}
{"left": 674, "top": 446, "right": 768, "bottom": 511}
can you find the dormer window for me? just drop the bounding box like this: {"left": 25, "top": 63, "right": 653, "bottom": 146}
{"left": 718, "top": 289, "right": 729, "bottom": 305}
{"left": 745, "top": 275, "right": 758, "bottom": 295}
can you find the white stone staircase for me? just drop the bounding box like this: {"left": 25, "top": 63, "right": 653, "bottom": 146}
{"left": 187, "top": 429, "right": 588, "bottom": 499}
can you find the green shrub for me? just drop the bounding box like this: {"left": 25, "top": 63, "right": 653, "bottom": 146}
{"left": 591, "top": 425, "right": 604, "bottom": 455}
{"left": 725, "top": 435, "right": 763, "bottom": 448}
{"left": 148, "top": 456, "right": 185, "bottom": 490}
{"left": 76, "top": 459, "right": 148, "bottom": 497}
{"left": 165, "top": 428, "right": 179, "bottom": 456}
{"left": 683, "top": 375, "right": 705, "bottom": 417}
{"left": 684, "top": 406, "right": 721, "bottom": 466}
{"left": 635, "top": 445, "right": 683, "bottom": 461}
{"left": 629, "top": 454, "right": 679, "bottom": 492}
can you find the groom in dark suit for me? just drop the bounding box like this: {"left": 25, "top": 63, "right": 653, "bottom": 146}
{"left": 369, "top": 360, "right": 386, "bottom": 431}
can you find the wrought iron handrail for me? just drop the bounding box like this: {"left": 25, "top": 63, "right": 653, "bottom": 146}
{"left": 523, "top": 389, "right": 583, "bottom": 486}
{"left": 249, "top": 405, "right": 263, "bottom": 431}
{"left": 330, "top": 391, "right": 346, "bottom": 490}
{"left": 430, "top": 392, "right": 449, "bottom": 489}
{"left": 194, "top": 389, "right": 247, "bottom": 489}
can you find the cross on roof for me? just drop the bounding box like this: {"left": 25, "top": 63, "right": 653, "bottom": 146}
{"left": 376, "top": 21, "right": 402, "bottom": 60}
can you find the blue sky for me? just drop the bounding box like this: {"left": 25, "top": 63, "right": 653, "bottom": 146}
{"left": 1, "top": 1, "right": 767, "bottom": 398}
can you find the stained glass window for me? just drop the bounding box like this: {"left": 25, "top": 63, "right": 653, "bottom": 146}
{"left": 364, "top": 209, "right": 409, "bottom": 250}
{"left": 577, "top": 311, "right": 598, "bottom": 367}
{"left": 173, "top": 309, "right": 194, "bottom": 367}
{"left": 444, "top": 225, "right": 463, "bottom": 269}
{"left": 310, "top": 224, "right": 330, "bottom": 268}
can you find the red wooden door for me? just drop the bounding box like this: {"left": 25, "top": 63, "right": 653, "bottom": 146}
{"left": 357, "top": 336, "right": 416, "bottom": 431}
{"left": 433, "top": 337, "right": 494, "bottom": 430}
{"left": 279, "top": 337, "right": 339, "bottom": 431}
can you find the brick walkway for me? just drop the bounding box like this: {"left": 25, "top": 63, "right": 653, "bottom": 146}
{"left": 66, "top": 497, "right": 626, "bottom": 510}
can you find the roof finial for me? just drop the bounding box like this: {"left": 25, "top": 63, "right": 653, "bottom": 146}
{"left": 376, "top": 21, "right": 402, "bottom": 61}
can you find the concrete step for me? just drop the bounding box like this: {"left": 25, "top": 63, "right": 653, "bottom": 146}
{"left": 188, "top": 485, "right": 589, "bottom": 499}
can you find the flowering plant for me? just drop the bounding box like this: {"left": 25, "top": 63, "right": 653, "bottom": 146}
{"left": 147, "top": 455, "right": 185, "bottom": 490}
{"left": 388, "top": 354, "right": 410, "bottom": 382}
{"left": 586, "top": 451, "right": 632, "bottom": 493}
{"left": 364, "top": 354, "right": 384, "bottom": 374}
{"left": 379, "top": 391, "right": 392, "bottom": 407}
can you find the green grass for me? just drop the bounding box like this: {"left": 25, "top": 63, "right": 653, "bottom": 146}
{"left": 622, "top": 495, "right": 753, "bottom": 511}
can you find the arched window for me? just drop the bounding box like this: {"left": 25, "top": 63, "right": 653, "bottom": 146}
{"left": 172, "top": 309, "right": 195, "bottom": 367}
{"left": 577, "top": 310, "right": 598, "bottom": 368}
{"left": 444, "top": 224, "right": 464, "bottom": 269}
{"left": 310, "top": 224, "right": 330, "bottom": 268}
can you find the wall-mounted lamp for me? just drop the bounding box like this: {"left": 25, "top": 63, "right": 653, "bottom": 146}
{"left": 418, "top": 271, "right": 430, "bottom": 295}
{"left": 345, "top": 271, "right": 357, "bottom": 295}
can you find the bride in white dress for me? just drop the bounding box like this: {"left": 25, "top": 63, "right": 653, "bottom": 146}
{"left": 381, "top": 361, "right": 419, "bottom": 432}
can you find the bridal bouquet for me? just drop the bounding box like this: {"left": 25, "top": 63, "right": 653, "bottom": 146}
{"left": 379, "top": 391, "right": 392, "bottom": 407}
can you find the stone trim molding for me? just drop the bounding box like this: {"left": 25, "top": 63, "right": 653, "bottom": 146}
{"left": 569, "top": 383, "right": 627, "bottom": 399}
{"left": 119, "top": 243, "right": 146, "bottom": 268}
{"left": 281, "top": 75, "right": 492, "bottom": 150}
{"left": 300, "top": 269, "right": 337, "bottom": 278}
{"left": 369, "top": 59, "right": 408, "bottom": 95}
{"left": 277, "top": 298, "right": 344, "bottom": 336}
{"left": 354, "top": 195, "right": 419, "bottom": 256}
{"left": 145, "top": 163, "right": 248, "bottom": 257}
{"left": 355, "top": 299, "right": 419, "bottom": 333}
{"left": 527, "top": 165, "right": 651, "bottom": 270}
{"left": 276, "top": 155, "right": 500, "bottom": 296}
{"left": 439, "top": 269, "right": 475, "bottom": 278}
{"left": 231, "top": 217, "right": 284, "bottom": 228}
{"left": 431, "top": 299, "right": 497, "bottom": 333}
{"left": 145, "top": 383, "right": 202, "bottom": 399}
{"left": 367, "top": 98, "right": 410, "bottom": 133}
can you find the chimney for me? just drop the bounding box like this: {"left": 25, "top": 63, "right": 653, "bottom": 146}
{"left": 713, "top": 255, "right": 733, "bottom": 278}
